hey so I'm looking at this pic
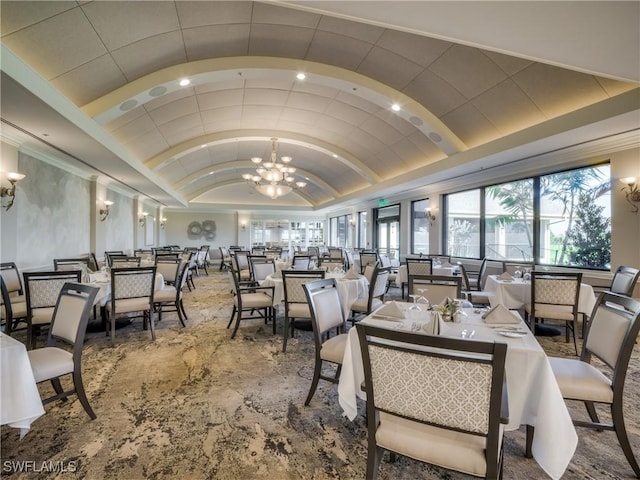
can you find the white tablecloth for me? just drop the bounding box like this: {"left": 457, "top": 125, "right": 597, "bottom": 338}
{"left": 1, "top": 332, "right": 45, "bottom": 437}
{"left": 395, "top": 264, "right": 458, "bottom": 286}
{"left": 338, "top": 305, "right": 577, "bottom": 480}
{"left": 485, "top": 276, "right": 597, "bottom": 315}
{"left": 261, "top": 272, "right": 368, "bottom": 317}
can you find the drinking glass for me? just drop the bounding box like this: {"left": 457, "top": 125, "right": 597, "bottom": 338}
{"left": 408, "top": 294, "right": 421, "bottom": 312}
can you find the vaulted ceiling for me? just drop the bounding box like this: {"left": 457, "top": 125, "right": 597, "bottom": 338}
{"left": 1, "top": 1, "right": 638, "bottom": 212}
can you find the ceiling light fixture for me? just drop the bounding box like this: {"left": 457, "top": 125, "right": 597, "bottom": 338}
{"left": 179, "top": 79, "right": 190, "bottom": 86}
{"left": 241, "top": 138, "right": 307, "bottom": 200}
{"left": 391, "top": 103, "right": 401, "bottom": 112}
{"left": 296, "top": 73, "right": 306, "bottom": 80}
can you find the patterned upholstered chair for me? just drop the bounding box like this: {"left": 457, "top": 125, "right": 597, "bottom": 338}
{"left": 281, "top": 269, "right": 325, "bottom": 352}
{"left": 291, "top": 255, "right": 311, "bottom": 271}
{"left": 402, "top": 257, "right": 433, "bottom": 298}
{"left": 525, "top": 271, "right": 582, "bottom": 354}
{"left": 0, "top": 262, "right": 27, "bottom": 335}
{"left": 154, "top": 260, "right": 189, "bottom": 327}
{"left": 527, "top": 292, "right": 640, "bottom": 478}
{"left": 502, "top": 261, "right": 534, "bottom": 276}
{"left": 355, "top": 323, "right": 508, "bottom": 479}
{"left": 27, "top": 283, "right": 99, "bottom": 419}
{"left": 106, "top": 266, "right": 157, "bottom": 341}
{"left": 248, "top": 255, "right": 273, "bottom": 283}
{"left": 232, "top": 250, "right": 252, "bottom": 282}
{"left": 24, "top": 270, "right": 83, "bottom": 349}
{"left": 109, "top": 256, "right": 141, "bottom": 268}
{"left": 227, "top": 265, "right": 275, "bottom": 339}
{"left": 408, "top": 274, "right": 462, "bottom": 305}
{"left": 457, "top": 262, "right": 492, "bottom": 306}
{"left": 359, "top": 252, "right": 379, "bottom": 274}
{"left": 610, "top": 265, "right": 640, "bottom": 297}
{"left": 302, "top": 278, "right": 348, "bottom": 405}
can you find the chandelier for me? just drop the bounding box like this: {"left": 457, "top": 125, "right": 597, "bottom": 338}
{"left": 242, "top": 138, "right": 307, "bottom": 199}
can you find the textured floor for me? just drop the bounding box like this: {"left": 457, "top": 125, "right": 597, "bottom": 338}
{"left": 1, "top": 271, "right": 639, "bottom": 479}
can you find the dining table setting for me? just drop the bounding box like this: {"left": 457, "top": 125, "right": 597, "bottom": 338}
{"left": 338, "top": 300, "right": 578, "bottom": 480}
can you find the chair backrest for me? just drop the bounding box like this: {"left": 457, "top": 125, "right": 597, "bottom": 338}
{"left": 0, "top": 262, "right": 24, "bottom": 297}
{"left": 282, "top": 270, "right": 326, "bottom": 305}
{"left": 456, "top": 262, "right": 471, "bottom": 291}
{"left": 583, "top": 292, "right": 640, "bottom": 395}
{"left": 104, "top": 250, "right": 125, "bottom": 267}
{"left": 53, "top": 257, "right": 91, "bottom": 271}
{"left": 49, "top": 283, "right": 99, "bottom": 346}
{"left": 359, "top": 252, "right": 379, "bottom": 273}
{"left": 427, "top": 254, "right": 451, "bottom": 264}
{"left": 307, "top": 246, "right": 319, "bottom": 259}
{"left": 610, "top": 265, "right": 640, "bottom": 297}
{"left": 110, "top": 266, "right": 156, "bottom": 301}
{"left": 110, "top": 256, "right": 142, "bottom": 268}
{"left": 24, "top": 270, "right": 83, "bottom": 315}
{"left": 252, "top": 246, "right": 266, "bottom": 255}
{"left": 303, "top": 279, "right": 346, "bottom": 340}
{"left": 406, "top": 257, "right": 433, "bottom": 277}
{"left": 369, "top": 266, "right": 390, "bottom": 301}
{"left": 408, "top": 274, "right": 462, "bottom": 304}
{"left": 250, "top": 257, "right": 275, "bottom": 282}
{"left": 531, "top": 271, "right": 582, "bottom": 310}
{"left": 477, "top": 257, "right": 489, "bottom": 289}
{"left": 155, "top": 257, "right": 183, "bottom": 285}
{"left": 319, "top": 257, "right": 345, "bottom": 271}
{"left": 1, "top": 276, "right": 15, "bottom": 327}
{"left": 328, "top": 248, "right": 343, "bottom": 259}
{"left": 291, "top": 255, "right": 311, "bottom": 270}
{"left": 363, "top": 263, "right": 377, "bottom": 284}
{"left": 233, "top": 250, "right": 251, "bottom": 270}
{"left": 355, "top": 323, "right": 507, "bottom": 473}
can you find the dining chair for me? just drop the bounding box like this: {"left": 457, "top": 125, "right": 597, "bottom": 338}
{"left": 24, "top": 270, "right": 83, "bottom": 350}
{"left": 359, "top": 252, "right": 379, "bottom": 274}
{"left": 526, "top": 292, "right": 640, "bottom": 478}
{"left": 1, "top": 276, "right": 27, "bottom": 335}
{"left": 525, "top": 271, "right": 582, "bottom": 354}
{"left": 291, "top": 255, "right": 311, "bottom": 270}
{"left": 328, "top": 248, "right": 343, "bottom": 259}
{"left": 232, "top": 250, "right": 252, "bottom": 281}
{"left": 154, "top": 260, "right": 189, "bottom": 327}
{"left": 227, "top": 265, "right": 276, "bottom": 339}
{"left": 106, "top": 266, "right": 157, "bottom": 342}
{"left": 281, "top": 269, "right": 326, "bottom": 352}
{"left": 27, "top": 283, "right": 99, "bottom": 419}
{"left": 104, "top": 250, "right": 125, "bottom": 267}
{"left": 198, "top": 245, "right": 210, "bottom": 276}
{"left": 53, "top": 257, "right": 92, "bottom": 282}
{"left": 402, "top": 257, "right": 433, "bottom": 298}
{"left": 154, "top": 256, "right": 182, "bottom": 287}
{"left": 109, "top": 255, "right": 141, "bottom": 268}
{"left": 219, "top": 247, "right": 233, "bottom": 271}
{"left": 249, "top": 256, "right": 275, "bottom": 283}
{"left": 350, "top": 265, "right": 390, "bottom": 322}
{"left": 610, "top": 265, "right": 640, "bottom": 297}
{"left": 302, "top": 278, "right": 348, "bottom": 405}
{"left": 355, "top": 323, "right": 508, "bottom": 479}
{"left": 319, "top": 257, "right": 345, "bottom": 272}
{"left": 179, "top": 250, "right": 197, "bottom": 291}
{"left": 465, "top": 257, "right": 489, "bottom": 291}
{"left": 0, "top": 262, "right": 26, "bottom": 304}
{"left": 408, "top": 274, "right": 462, "bottom": 305}
{"left": 427, "top": 253, "right": 452, "bottom": 264}
{"left": 378, "top": 254, "right": 398, "bottom": 293}
{"left": 457, "top": 263, "right": 492, "bottom": 306}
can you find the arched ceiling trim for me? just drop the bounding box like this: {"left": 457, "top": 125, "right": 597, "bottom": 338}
{"left": 81, "top": 56, "right": 466, "bottom": 156}
{"left": 146, "top": 130, "right": 382, "bottom": 184}
{"left": 186, "top": 178, "right": 314, "bottom": 206}
{"left": 174, "top": 160, "right": 340, "bottom": 199}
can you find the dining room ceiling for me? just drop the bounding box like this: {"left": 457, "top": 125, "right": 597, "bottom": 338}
{"left": 1, "top": 1, "right": 638, "bottom": 212}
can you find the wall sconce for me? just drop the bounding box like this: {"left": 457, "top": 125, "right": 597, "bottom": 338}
{"left": 349, "top": 218, "right": 356, "bottom": 229}
{"left": 160, "top": 217, "right": 167, "bottom": 229}
{"left": 425, "top": 208, "right": 436, "bottom": 226}
{"left": 620, "top": 177, "right": 640, "bottom": 214}
{"left": 1, "top": 172, "right": 26, "bottom": 211}
{"left": 99, "top": 200, "right": 114, "bottom": 221}
{"left": 139, "top": 212, "right": 148, "bottom": 227}
{"left": 240, "top": 221, "right": 247, "bottom": 232}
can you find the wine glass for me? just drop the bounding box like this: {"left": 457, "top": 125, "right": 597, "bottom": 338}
{"left": 408, "top": 294, "right": 422, "bottom": 312}
{"left": 416, "top": 288, "right": 430, "bottom": 308}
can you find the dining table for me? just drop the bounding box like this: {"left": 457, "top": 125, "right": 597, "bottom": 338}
{"left": 338, "top": 303, "right": 578, "bottom": 480}
{"left": 0, "top": 332, "right": 45, "bottom": 438}
{"left": 260, "top": 270, "right": 368, "bottom": 317}
{"left": 484, "top": 275, "right": 597, "bottom": 315}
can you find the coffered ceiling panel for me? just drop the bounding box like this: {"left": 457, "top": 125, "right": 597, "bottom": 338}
{"left": 1, "top": 0, "right": 637, "bottom": 211}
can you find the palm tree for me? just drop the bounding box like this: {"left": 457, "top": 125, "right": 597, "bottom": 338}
{"left": 486, "top": 180, "right": 534, "bottom": 257}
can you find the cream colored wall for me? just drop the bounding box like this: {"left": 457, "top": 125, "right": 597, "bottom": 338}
{"left": 0, "top": 141, "right": 20, "bottom": 264}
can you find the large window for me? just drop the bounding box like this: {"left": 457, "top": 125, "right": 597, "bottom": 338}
{"left": 444, "top": 164, "right": 611, "bottom": 270}
{"left": 374, "top": 204, "right": 400, "bottom": 259}
{"left": 411, "top": 198, "right": 430, "bottom": 255}
{"left": 329, "top": 214, "right": 350, "bottom": 248}
{"left": 358, "top": 211, "right": 367, "bottom": 249}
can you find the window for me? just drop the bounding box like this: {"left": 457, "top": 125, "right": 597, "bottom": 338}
{"left": 358, "top": 211, "right": 367, "bottom": 248}
{"left": 485, "top": 179, "right": 533, "bottom": 261}
{"left": 446, "top": 190, "right": 481, "bottom": 258}
{"left": 329, "top": 214, "right": 350, "bottom": 248}
{"left": 443, "top": 163, "right": 611, "bottom": 270}
{"left": 374, "top": 204, "right": 400, "bottom": 260}
{"left": 411, "top": 198, "right": 430, "bottom": 255}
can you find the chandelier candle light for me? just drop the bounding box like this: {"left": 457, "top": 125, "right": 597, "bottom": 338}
{"left": 242, "top": 138, "right": 307, "bottom": 199}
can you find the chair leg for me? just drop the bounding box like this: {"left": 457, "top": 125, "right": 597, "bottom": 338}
{"left": 282, "top": 316, "right": 289, "bottom": 352}
{"left": 73, "top": 369, "right": 96, "bottom": 420}
{"left": 148, "top": 310, "right": 156, "bottom": 340}
{"left": 304, "top": 359, "right": 322, "bottom": 406}
{"left": 612, "top": 402, "right": 640, "bottom": 477}
{"left": 525, "top": 424, "right": 534, "bottom": 458}
{"left": 366, "top": 444, "right": 384, "bottom": 480}
{"left": 231, "top": 309, "right": 242, "bottom": 339}
{"left": 584, "top": 401, "right": 601, "bottom": 425}
{"left": 227, "top": 306, "right": 237, "bottom": 329}
{"left": 51, "top": 378, "right": 66, "bottom": 400}
{"left": 176, "top": 301, "right": 186, "bottom": 327}
{"left": 271, "top": 307, "right": 276, "bottom": 335}
{"left": 179, "top": 300, "right": 188, "bottom": 321}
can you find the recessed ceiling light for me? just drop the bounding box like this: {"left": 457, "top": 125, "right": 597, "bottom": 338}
{"left": 332, "top": 154, "right": 338, "bottom": 158}
{"left": 201, "top": 144, "right": 207, "bottom": 148}
{"left": 179, "top": 79, "right": 190, "bottom": 87}
{"left": 296, "top": 73, "right": 306, "bottom": 80}
{"left": 391, "top": 103, "right": 401, "bottom": 112}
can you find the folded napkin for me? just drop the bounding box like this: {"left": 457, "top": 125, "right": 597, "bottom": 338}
{"left": 271, "top": 270, "right": 282, "bottom": 279}
{"left": 342, "top": 267, "right": 360, "bottom": 280}
{"left": 498, "top": 271, "right": 513, "bottom": 281}
{"left": 482, "top": 304, "right": 519, "bottom": 324}
{"left": 439, "top": 297, "right": 456, "bottom": 308}
{"left": 374, "top": 301, "right": 406, "bottom": 319}
{"left": 440, "top": 261, "right": 452, "bottom": 267}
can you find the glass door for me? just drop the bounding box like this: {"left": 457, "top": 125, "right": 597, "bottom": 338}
{"left": 374, "top": 204, "right": 400, "bottom": 260}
